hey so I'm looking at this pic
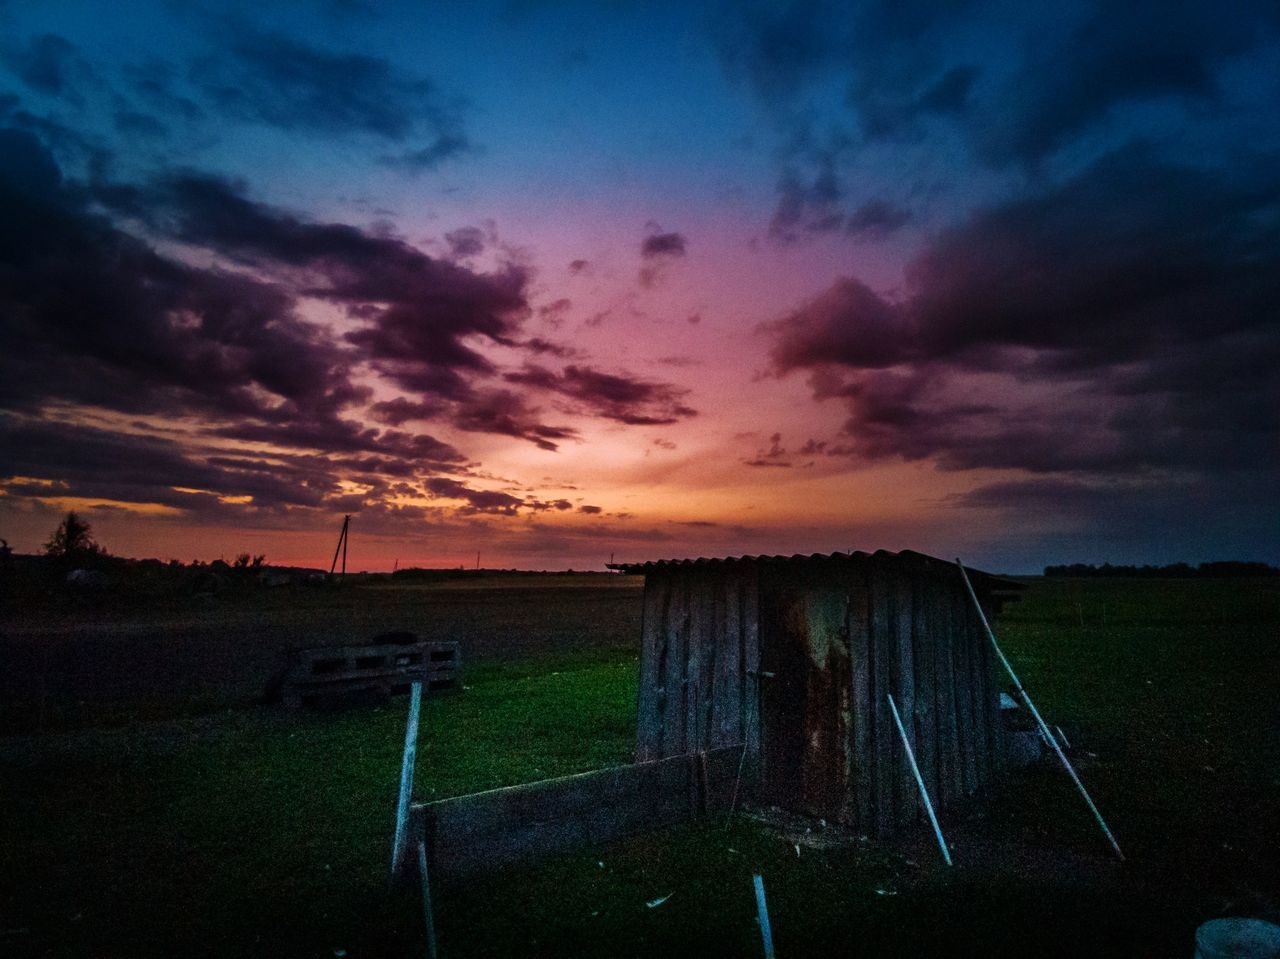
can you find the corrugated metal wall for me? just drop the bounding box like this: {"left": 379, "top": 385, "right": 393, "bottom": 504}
{"left": 634, "top": 553, "right": 1004, "bottom": 836}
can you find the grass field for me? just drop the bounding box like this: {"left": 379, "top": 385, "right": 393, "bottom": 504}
{"left": 2, "top": 575, "right": 1277, "bottom": 957}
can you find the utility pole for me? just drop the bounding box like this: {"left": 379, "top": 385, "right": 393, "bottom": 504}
{"left": 329, "top": 515, "right": 350, "bottom": 581}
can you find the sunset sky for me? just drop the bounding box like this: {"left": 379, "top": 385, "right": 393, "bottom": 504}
{"left": 2, "top": 0, "right": 1277, "bottom": 572}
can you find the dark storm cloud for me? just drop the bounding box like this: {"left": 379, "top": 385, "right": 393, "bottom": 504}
{"left": 113, "top": 108, "right": 168, "bottom": 138}
{"left": 638, "top": 230, "right": 687, "bottom": 287}
{"left": 716, "top": 0, "right": 1280, "bottom": 266}
{"left": 367, "top": 397, "right": 449, "bottom": 428}
{"left": 976, "top": 1, "right": 1280, "bottom": 165}
{"left": 641, "top": 232, "right": 687, "bottom": 258}
{"left": 521, "top": 336, "right": 578, "bottom": 358}
{"left": 0, "top": 416, "right": 337, "bottom": 514}
{"left": 0, "top": 129, "right": 358, "bottom": 427}
{"left": 211, "top": 419, "right": 463, "bottom": 465}
{"left": 445, "top": 226, "right": 487, "bottom": 259}
{"left": 770, "top": 151, "right": 845, "bottom": 242}
{"left": 191, "top": 25, "right": 468, "bottom": 149}
{"left": 380, "top": 134, "right": 474, "bottom": 172}
{"left": 1, "top": 33, "right": 94, "bottom": 105}
{"left": 451, "top": 389, "right": 578, "bottom": 451}
{"left": 766, "top": 146, "right": 1280, "bottom": 479}
{"left": 0, "top": 114, "right": 706, "bottom": 524}
{"left": 505, "top": 364, "right": 697, "bottom": 426}
{"left": 743, "top": 432, "right": 791, "bottom": 468}
{"left": 99, "top": 170, "right": 533, "bottom": 403}
{"left": 122, "top": 57, "right": 206, "bottom": 124}
{"left": 845, "top": 199, "right": 911, "bottom": 237}
{"left": 0, "top": 126, "right": 557, "bottom": 521}
{"left": 423, "top": 477, "right": 526, "bottom": 515}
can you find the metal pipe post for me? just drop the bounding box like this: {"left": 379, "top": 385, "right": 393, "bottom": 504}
{"left": 752, "top": 873, "right": 775, "bottom": 959}
{"left": 887, "top": 693, "right": 952, "bottom": 866}
{"left": 391, "top": 680, "right": 424, "bottom": 875}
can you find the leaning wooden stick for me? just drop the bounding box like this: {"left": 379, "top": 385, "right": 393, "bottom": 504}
{"left": 752, "top": 874, "right": 776, "bottom": 959}
{"left": 391, "top": 680, "right": 424, "bottom": 875}
{"left": 887, "top": 693, "right": 951, "bottom": 866}
{"left": 956, "top": 559, "right": 1125, "bottom": 862}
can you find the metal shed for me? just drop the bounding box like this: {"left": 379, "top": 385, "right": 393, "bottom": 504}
{"left": 610, "top": 549, "right": 1024, "bottom": 837}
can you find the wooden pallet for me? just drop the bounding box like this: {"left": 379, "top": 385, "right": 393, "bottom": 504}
{"left": 283, "top": 640, "right": 460, "bottom": 708}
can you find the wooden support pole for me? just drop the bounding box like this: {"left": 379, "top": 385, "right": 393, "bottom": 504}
{"left": 391, "top": 680, "right": 423, "bottom": 876}
{"left": 956, "top": 560, "right": 1125, "bottom": 862}
{"left": 752, "top": 874, "right": 775, "bottom": 959}
{"left": 417, "top": 838, "right": 439, "bottom": 959}
{"left": 887, "top": 693, "right": 951, "bottom": 866}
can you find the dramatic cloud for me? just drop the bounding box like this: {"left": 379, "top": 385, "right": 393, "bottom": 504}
{"left": 445, "top": 226, "right": 487, "bottom": 259}
{"left": 743, "top": 432, "right": 791, "bottom": 468}
{"left": 450, "top": 389, "right": 577, "bottom": 451}
{"left": 192, "top": 25, "right": 469, "bottom": 152}
{"left": 0, "top": 126, "right": 561, "bottom": 521}
{"left": 767, "top": 146, "right": 1280, "bottom": 483}
{"left": 769, "top": 148, "right": 845, "bottom": 242}
{"left": 845, "top": 199, "right": 911, "bottom": 238}
{"left": 717, "top": 0, "right": 1280, "bottom": 248}
{"left": 641, "top": 232, "right": 687, "bottom": 258}
{"left": 1, "top": 33, "right": 95, "bottom": 105}
{"left": 0, "top": 130, "right": 358, "bottom": 427}
{"left": 423, "top": 477, "right": 525, "bottom": 515}
{"left": 99, "top": 170, "right": 534, "bottom": 405}
{"left": 975, "top": 2, "right": 1280, "bottom": 165}
{"left": 639, "top": 230, "right": 687, "bottom": 287}
{"left": 505, "top": 364, "right": 697, "bottom": 426}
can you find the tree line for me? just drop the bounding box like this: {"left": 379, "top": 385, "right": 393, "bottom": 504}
{"left": 1044, "top": 561, "right": 1277, "bottom": 578}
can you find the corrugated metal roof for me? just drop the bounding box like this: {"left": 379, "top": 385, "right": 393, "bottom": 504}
{"left": 607, "top": 548, "right": 1024, "bottom": 590}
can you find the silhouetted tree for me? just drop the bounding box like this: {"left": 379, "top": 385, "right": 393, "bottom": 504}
{"left": 44, "top": 511, "right": 104, "bottom": 563}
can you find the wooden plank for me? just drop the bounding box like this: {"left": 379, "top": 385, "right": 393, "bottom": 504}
{"left": 700, "top": 573, "right": 718, "bottom": 753}
{"left": 742, "top": 566, "right": 761, "bottom": 777}
{"left": 652, "top": 575, "right": 673, "bottom": 759}
{"left": 412, "top": 746, "right": 745, "bottom": 883}
{"left": 636, "top": 574, "right": 670, "bottom": 761}
{"left": 951, "top": 582, "right": 978, "bottom": 796}
{"left": 661, "top": 575, "right": 690, "bottom": 758}
{"left": 869, "top": 562, "right": 896, "bottom": 838}
{"left": 935, "top": 573, "right": 961, "bottom": 808}
{"left": 893, "top": 568, "right": 916, "bottom": 828}
{"left": 980, "top": 595, "right": 1004, "bottom": 777}
{"left": 289, "top": 664, "right": 456, "bottom": 687}
{"left": 911, "top": 566, "right": 939, "bottom": 815}
{"left": 848, "top": 563, "right": 873, "bottom": 831}
{"left": 965, "top": 587, "right": 991, "bottom": 787}
{"left": 686, "top": 572, "right": 708, "bottom": 753}
{"left": 713, "top": 573, "right": 743, "bottom": 749}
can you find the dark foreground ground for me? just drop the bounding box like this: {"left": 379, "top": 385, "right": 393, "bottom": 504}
{"left": 1, "top": 575, "right": 1277, "bottom": 957}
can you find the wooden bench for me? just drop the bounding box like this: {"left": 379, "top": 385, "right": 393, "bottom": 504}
{"left": 282, "top": 639, "right": 460, "bottom": 708}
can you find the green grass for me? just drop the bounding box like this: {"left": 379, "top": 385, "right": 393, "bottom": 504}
{"left": 2, "top": 577, "right": 1277, "bottom": 957}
